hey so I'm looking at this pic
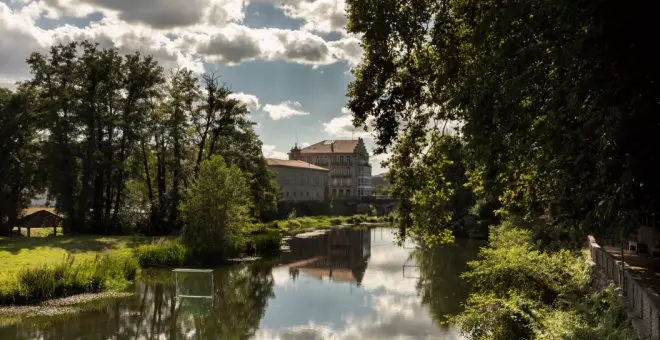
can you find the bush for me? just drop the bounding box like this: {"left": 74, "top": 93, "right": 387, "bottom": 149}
{"left": 0, "top": 253, "right": 139, "bottom": 305}
{"left": 135, "top": 239, "right": 188, "bottom": 267}
{"left": 181, "top": 155, "right": 253, "bottom": 262}
{"left": 454, "top": 221, "right": 633, "bottom": 340}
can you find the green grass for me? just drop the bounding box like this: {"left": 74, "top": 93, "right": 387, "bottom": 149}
{"left": 0, "top": 235, "right": 154, "bottom": 284}
{"left": 135, "top": 239, "right": 188, "bottom": 268}
{"left": 0, "top": 253, "right": 139, "bottom": 305}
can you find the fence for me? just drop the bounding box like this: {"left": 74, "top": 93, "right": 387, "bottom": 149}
{"left": 588, "top": 236, "right": 660, "bottom": 339}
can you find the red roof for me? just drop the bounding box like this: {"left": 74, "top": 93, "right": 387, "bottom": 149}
{"left": 266, "top": 158, "right": 329, "bottom": 171}
{"left": 300, "top": 140, "right": 360, "bottom": 154}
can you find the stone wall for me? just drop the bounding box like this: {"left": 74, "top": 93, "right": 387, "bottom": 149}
{"left": 588, "top": 236, "right": 660, "bottom": 339}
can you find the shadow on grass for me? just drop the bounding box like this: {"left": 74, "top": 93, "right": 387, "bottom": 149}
{"left": 0, "top": 235, "right": 150, "bottom": 255}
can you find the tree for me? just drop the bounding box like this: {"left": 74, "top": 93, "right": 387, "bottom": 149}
{"left": 181, "top": 155, "right": 253, "bottom": 261}
{"left": 0, "top": 85, "right": 42, "bottom": 233}
{"left": 346, "top": 0, "right": 660, "bottom": 243}
{"left": 193, "top": 75, "right": 279, "bottom": 219}
{"left": 10, "top": 41, "right": 276, "bottom": 236}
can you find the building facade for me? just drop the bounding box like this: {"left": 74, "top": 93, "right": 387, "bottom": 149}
{"left": 288, "top": 138, "right": 372, "bottom": 198}
{"left": 266, "top": 158, "right": 329, "bottom": 202}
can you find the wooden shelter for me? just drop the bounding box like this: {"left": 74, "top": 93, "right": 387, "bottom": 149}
{"left": 11, "top": 209, "right": 63, "bottom": 237}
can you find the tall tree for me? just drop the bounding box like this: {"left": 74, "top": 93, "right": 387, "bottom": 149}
{"left": 346, "top": 0, "right": 660, "bottom": 242}
{"left": 0, "top": 86, "right": 42, "bottom": 234}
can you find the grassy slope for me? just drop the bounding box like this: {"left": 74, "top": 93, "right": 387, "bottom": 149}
{"left": 0, "top": 235, "right": 153, "bottom": 283}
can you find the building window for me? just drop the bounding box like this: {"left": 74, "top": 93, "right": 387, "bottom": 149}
{"left": 332, "top": 188, "right": 337, "bottom": 196}
{"left": 293, "top": 192, "right": 296, "bottom": 197}
{"left": 306, "top": 192, "right": 309, "bottom": 197}
{"left": 300, "top": 192, "right": 303, "bottom": 197}
{"left": 339, "top": 189, "right": 344, "bottom": 197}
{"left": 286, "top": 192, "right": 289, "bottom": 197}
{"left": 346, "top": 189, "right": 351, "bottom": 197}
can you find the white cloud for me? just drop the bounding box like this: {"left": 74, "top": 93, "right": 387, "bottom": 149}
{"left": 322, "top": 107, "right": 373, "bottom": 138}
{"left": 278, "top": 0, "right": 348, "bottom": 34}
{"left": 262, "top": 144, "right": 289, "bottom": 159}
{"left": 229, "top": 92, "right": 260, "bottom": 110}
{"left": 329, "top": 35, "right": 363, "bottom": 67}
{"left": 41, "top": 0, "right": 246, "bottom": 28}
{"left": 50, "top": 18, "right": 204, "bottom": 73}
{"left": 0, "top": 2, "right": 52, "bottom": 87}
{"left": 182, "top": 25, "right": 347, "bottom": 67}
{"left": 1, "top": 0, "right": 362, "bottom": 89}
{"left": 263, "top": 100, "right": 310, "bottom": 120}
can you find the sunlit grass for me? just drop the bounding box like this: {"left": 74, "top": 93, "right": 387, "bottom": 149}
{"left": 0, "top": 235, "right": 154, "bottom": 284}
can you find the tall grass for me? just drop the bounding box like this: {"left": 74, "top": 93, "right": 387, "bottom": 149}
{"left": 135, "top": 239, "right": 188, "bottom": 268}
{"left": 0, "top": 253, "right": 139, "bottom": 305}
{"left": 245, "top": 230, "right": 282, "bottom": 256}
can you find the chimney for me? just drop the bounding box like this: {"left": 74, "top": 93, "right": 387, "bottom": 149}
{"left": 330, "top": 142, "right": 334, "bottom": 152}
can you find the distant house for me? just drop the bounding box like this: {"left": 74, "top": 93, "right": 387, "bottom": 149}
{"left": 266, "top": 158, "right": 329, "bottom": 202}
{"left": 289, "top": 138, "right": 372, "bottom": 198}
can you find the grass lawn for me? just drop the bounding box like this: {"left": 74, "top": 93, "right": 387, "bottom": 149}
{"left": 0, "top": 235, "right": 154, "bottom": 284}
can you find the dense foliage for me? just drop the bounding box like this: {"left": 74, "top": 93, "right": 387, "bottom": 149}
{"left": 346, "top": 0, "right": 660, "bottom": 243}
{"left": 0, "top": 41, "right": 278, "bottom": 235}
{"left": 181, "top": 155, "right": 253, "bottom": 261}
{"left": 455, "top": 223, "right": 636, "bottom": 339}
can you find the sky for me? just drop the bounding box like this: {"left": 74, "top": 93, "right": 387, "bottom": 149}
{"left": 0, "top": 0, "right": 388, "bottom": 174}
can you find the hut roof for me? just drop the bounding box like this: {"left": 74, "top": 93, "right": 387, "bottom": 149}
{"left": 14, "top": 210, "right": 63, "bottom": 228}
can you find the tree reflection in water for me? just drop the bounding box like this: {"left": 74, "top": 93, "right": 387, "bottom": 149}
{"left": 413, "top": 239, "right": 484, "bottom": 327}
{"left": 0, "top": 262, "right": 275, "bottom": 340}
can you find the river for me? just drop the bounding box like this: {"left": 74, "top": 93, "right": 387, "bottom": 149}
{"left": 0, "top": 227, "right": 482, "bottom": 340}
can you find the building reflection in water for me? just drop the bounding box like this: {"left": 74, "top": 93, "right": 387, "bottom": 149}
{"left": 279, "top": 228, "right": 371, "bottom": 286}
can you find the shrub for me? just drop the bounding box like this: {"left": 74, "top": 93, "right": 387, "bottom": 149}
{"left": 181, "top": 155, "right": 253, "bottom": 262}
{"left": 454, "top": 221, "right": 628, "bottom": 340}
{"left": 135, "top": 239, "right": 188, "bottom": 267}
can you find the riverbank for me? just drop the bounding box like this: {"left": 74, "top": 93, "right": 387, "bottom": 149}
{"left": 0, "top": 291, "right": 133, "bottom": 325}
{"left": 0, "top": 215, "right": 390, "bottom": 306}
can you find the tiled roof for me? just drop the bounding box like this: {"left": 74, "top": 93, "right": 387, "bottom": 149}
{"left": 299, "top": 140, "right": 360, "bottom": 154}
{"left": 266, "top": 158, "right": 329, "bottom": 171}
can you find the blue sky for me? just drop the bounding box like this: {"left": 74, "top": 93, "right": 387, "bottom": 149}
{"left": 0, "top": 0, "right": 387, "bottom": 174}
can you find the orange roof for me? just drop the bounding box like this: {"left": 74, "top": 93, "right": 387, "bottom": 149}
{"left": 266, "top": 158, "right": 329, "bottom": 171}
{"left": 300, "top": 140, "right": 360, "bottom": 154}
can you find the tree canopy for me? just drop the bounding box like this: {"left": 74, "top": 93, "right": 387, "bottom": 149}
{"left": 0, "top": 41, "right": 279, "bottom": 235}
{"left": 346, "top": 0, "right": 660, "bottom": 242}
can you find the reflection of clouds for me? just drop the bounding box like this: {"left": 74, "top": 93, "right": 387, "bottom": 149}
{"left": 257, "top": 229, "right": 466, "bottom": 339}
{"left": 255, "top": 294, "right": 465, "bottom": 340}
{"left": 272, "top": 267, "right": 293, "bottom": 287}
{"left": 360, "top": 245, "right": 417, "bottom": 294}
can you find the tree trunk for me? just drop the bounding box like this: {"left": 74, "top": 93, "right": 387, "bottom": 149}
{"left": 112, "top": 134, "right": 127, "bottom": 226}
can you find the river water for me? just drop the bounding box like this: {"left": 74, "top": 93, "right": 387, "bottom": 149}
{"left": 0, "top": 227, "right": 482, "bottom": 340}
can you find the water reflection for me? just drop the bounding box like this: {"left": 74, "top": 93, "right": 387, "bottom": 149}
{"left": 0, "top": 228, "right": 481, "bottom": 340}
